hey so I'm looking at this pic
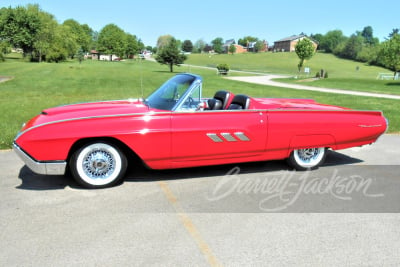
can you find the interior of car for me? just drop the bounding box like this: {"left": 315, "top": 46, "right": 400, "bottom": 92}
{"left": 206, "top": 91, "right": 250, "bottom": 110}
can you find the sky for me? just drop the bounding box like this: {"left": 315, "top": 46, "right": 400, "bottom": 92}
{"left": 1, "top": 0, "right": 399, "bottom": 47}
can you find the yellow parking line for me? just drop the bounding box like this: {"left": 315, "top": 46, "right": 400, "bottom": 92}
{"left": 158, "top": 181, "right": 222, "bottom": 267}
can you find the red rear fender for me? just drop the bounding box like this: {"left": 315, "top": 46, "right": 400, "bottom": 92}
{"left": 290, "top": 134, "right": 336, "bottom": 150}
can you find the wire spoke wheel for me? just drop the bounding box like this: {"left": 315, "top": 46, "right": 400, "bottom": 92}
{"left": 82, "top": 149, "right": 116, "bottom": 179}
{"left": 70, "top": 142, "right": 127, "bottom": 188}
{"left": 288, "top": 147, "right": 326, "bottom": 170}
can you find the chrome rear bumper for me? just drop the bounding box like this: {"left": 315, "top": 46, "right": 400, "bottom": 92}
{"left": 13, "top": 142, "right": 66, "bottom": 175}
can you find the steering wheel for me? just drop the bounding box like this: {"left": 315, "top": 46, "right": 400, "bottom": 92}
{"left": 187, "top": 96, "right": 195, "bottom": 107}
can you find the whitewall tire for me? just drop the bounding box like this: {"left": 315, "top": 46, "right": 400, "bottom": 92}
{"left": 287, "top": 147, "right": 326, "bottom": 170}
{"left": 70, "top": 142, "right": 127, "bottom": 188}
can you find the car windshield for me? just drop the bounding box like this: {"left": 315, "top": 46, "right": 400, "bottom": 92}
{"left": 145, "top": 74, "right": 201, "bottom": 111}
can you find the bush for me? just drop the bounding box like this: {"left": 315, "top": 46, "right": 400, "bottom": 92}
{"left": 46, "top": 51, "right": 67, "bottom": 63}
{"left": 216, "top": 63, "right": 230, "bottom": 71}
{"left": 216, "top": 63, "right": 230, "bottom": 75}
{"left": 315, "top": 70, "right": 328, "bottom": 79}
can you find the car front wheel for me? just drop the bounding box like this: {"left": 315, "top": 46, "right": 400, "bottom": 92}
{"left": 70, "top": 142, "right": 127, "bottom": 189}
{"left": 287, "top": 147, "right": 326, "bottom": 170}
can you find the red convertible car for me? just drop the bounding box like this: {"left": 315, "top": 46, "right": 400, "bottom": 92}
{"left": 14, "top": 73, "right": 387, "bottom": 188}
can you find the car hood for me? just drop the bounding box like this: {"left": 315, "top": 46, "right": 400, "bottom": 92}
{"left": 21, "top": 99, "right": 151, "bottom": 131}
{"left": 42, "top": 99, "right": 149, "bottom": 117}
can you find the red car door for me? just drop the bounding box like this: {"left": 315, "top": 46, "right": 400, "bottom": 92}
{"left": 170, "top": 110, "right": 268, "bottom": 168}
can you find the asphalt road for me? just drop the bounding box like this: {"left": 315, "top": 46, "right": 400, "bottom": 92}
{"left": 1, "top": 134, "right": 400, "bottom": 266}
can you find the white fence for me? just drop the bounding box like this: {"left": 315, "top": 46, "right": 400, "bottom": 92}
{"left": 376, "top": 72, "right": 399, "bottom": 80}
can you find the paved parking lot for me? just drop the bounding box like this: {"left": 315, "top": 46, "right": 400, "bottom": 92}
{"left": 1, "top": 135, "right": 400, "bottom": 266}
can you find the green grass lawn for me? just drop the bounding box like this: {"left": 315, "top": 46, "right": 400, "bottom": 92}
{"left": 278, "top": 77, "right": 400, "bottom": 95}
{"left": 186, "top": 52, "right": 389, "bottom": 77}
{"left": 187, "top": 53, "right": 400, "bottom": 94}
{"left": 0, "top": 57, "right": 398, "bottom": 149}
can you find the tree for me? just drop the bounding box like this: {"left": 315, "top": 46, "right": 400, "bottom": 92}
{"left": 182, "top": 40, "right": 193, "bottom": 53}
{"left": 59, "top": 24, "right": 80, "bottom": 60}
{"left": 0, "top": 5, "right": 81, "bottom": 63}
{"left": 0, "top": 40, "right": 11, "bottom": 61}
{"left": 77, "top": 47, "right": 84, "bottom": 64}
{"left": 145, "top": 46, "right": 153, "bottom": 52}
{"left": 97, "top": 24, "right": 127, "bottom": 60}
{"left": 295, "top": 38, "right": 315, "bottom": 72}
{"left": 63, "top": 19, "right": 92, "bottom": 53}
{"left": 254, "top": 40, "right": 265, "bottom": 52}
{"left": 379, "top": 34, "right": 400, "bottom": 76}
{"left": 155, "top": 37, "right": 187, "bottom": 72}
{"left": 81, "top": 23, "right": 94, "bottom": 49}
{"left": 0, "top": 5, "right": 41, "bottom": 57}
{"left": 125, "top": 33, "right": 140, "bottom": 58}
{"left": 319, "top": 30, "right": 347, "bottom": 53}
{"left": 359, "top": 26, "right": 379, "bottom": 47}
{"left": 310, "top": 33, "right": 324, "bottom": 46}
{"left": 157, "top": 34, "right": 173, "bottom": 50}
{"left": 46, "top": 24, "right": 76, "bottom": 62}
{"left": 228, "top": 44, "right": 236, "bottom": 55}
{"left": 137, "top": 38, "right": 145, "bottom": 52}
{"left": 203, "top": 44, "right": 213, "bottom": 53}
{"left": 211, "top": 37, "right": 224, "bottom": 53}
{"left": 90, "top": 30, "right": 99, "bottom": 51}
{"left": 238, "top": 36, "right": 258, "bottom": 47}
{"left": 33, "top": 10, "right": 58, "bottom": 62}
{"left": 338, "top": 34, "right": 364, "bottom": 59}
{"left": 388, "top": 29, "right": 399, "bottom": 39}
{"left": 361, "top": 26, "right": 374, "bottom": 45}
{"left": 356, "top": 45, "right": 379, "bottom": 64}
{"left": 194, "top": 39, "right": 206, "bottom": 53}
{"left": 0, "top": 4, "right": 148, "bottom": 63}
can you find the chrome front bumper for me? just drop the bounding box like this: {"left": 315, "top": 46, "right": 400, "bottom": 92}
{"left": 13, "top": 142, "right": 67, "bottom": 175}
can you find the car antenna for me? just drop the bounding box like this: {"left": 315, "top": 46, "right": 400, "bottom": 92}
{"left": 139, "top": 53, "right": 144, "bottom": 99}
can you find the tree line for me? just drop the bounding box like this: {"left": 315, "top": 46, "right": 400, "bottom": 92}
{"left": 1, "top": 4, "right": 399, "bottom": 74}
{"left": 176, "top": 36, "right": 266, "bottom": 54}
{"left": 310, "top": 27, "right": 400, "bottom": 73}
{"left": 157, "top": 28, "right": 400, "bottom": 74}
{"left": 0, "top": 4, "right": 144, "bottom": 62}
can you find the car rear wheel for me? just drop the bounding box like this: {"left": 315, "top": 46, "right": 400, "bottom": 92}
{"left": 287, "top": 147, "right": 326, "bottom": 170}
{"left": 70, "top": 142, "right": 127, "bottom": 189}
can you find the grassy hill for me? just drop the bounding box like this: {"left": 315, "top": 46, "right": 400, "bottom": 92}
{"left": 186, "top": 52, "right": 389, "bottom": 77}
{"left": 187, "top": 53, "right": 400, "bottom": 95}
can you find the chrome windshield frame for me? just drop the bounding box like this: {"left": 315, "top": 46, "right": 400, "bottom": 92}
{"left": 145, "top": 73, "right": 203, "bottom": 112}
{"left": 172, "top": 77, "right": 202, "bottom": 112}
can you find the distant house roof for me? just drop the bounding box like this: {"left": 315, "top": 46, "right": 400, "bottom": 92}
{"left": 224, "top": 39, "right": 236, "bottom": 46}
{"left": 275, "top": 34, "right": 318, "bottom": 44}
{"left": 275, "top": 34, "right": 306, "bottom": 42}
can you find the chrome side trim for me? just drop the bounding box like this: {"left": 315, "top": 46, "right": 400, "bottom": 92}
{"left": 234, "top": 132, "right": 250, "bottom": 141}
{"left": 206, "top": 133, "right": 223, "bottom": 142}
{"left": 16, "top": 111, "right": 173, "bottom": 138}
{"left": 358, "top": 124, "right": 383, "bottom": 128}
{"left": 13, "top": 143, "right": 66, "bottom": 175}
{"left": 220, "top": 133, "right": 237, "bottom": 142}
